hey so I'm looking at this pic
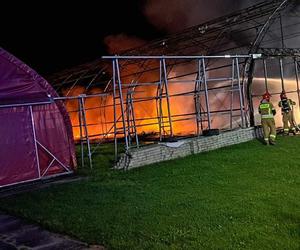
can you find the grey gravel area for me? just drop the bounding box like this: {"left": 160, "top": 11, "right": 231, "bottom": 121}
{"left": 0, "top": 213, "right": 100, "bottom": 250}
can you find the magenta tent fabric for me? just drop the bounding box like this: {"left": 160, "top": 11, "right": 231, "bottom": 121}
{"left": 0, "top": 48, "right": 76, "bottom": 187}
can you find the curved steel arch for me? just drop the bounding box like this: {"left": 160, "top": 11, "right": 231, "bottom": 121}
{"left": 244, "top": 0, "right": 295, "bottom": 126}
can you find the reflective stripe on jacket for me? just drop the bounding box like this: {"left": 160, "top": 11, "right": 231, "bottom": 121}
{"left": 259, "top": 102, "right": 275, "bottom": 119}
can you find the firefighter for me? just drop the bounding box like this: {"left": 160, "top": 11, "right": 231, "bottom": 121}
{"left": 278, "top": 91, "right": 296, "bottom": 135}
{"left": 258, "top": 92, "right": 276, "bottom": 145}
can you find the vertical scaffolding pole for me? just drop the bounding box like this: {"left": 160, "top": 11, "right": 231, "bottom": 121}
{"left": 294, "top": 58, "right": 300, "bottom": 111}
{"left": 279, "top": 58, "right": 285, "bottom": 91}
{"left": 230, "top": 59, "right": 235, "bottom": 130}
{"left": 129, "top": 92, "right": 139, "bottom": 148}
{"left": 112, "top": 60, "right": 118, "bottom": 161}
{"left": 30, "top": 106, "right": 41, "bottom": 178}
{"left": 202, "top": 58, "right": 211, "bottom": 130}
{"left": 115, "top": 59, "right": 129, "bottom": 150}
{"left": 80, "top": 96, "right": 93, "bottom": 169}
{"left": 156, "top": 60, "right": 163, "bottom": 141}
{"left": 263, "top": 59, "right": 269, "bottom": 92}
{"left": 78, "top": 98, "right": 84, "bottom": 167}
{"left": 162, "top": 58, "right": 173, "bottom": 137}
{"left": 126, "top": 92, "right": 132, "bottom": 147}
{"left": 126, "top": 91, "right": 139, "bottom": 148}
{"left": 198, "top": 60, "right": 204, "bottom": 132}
{"left": 195, "top": 59, "right": 202, "bottom": 136}
{"left": 98, "top": 96, "right": 106, "bottom": 140}
{"left": 235, "top": 58, "right": 245, "bottom": 128}
{"left": 242, "top": 59, "right": 248, "bottom": 125}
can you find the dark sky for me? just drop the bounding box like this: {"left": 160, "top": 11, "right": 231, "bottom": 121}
{"left": 2, "top": 0, "right": 274, "bottom": 77}
{"left": 1, "top": 1, "right": 163, "bottom": 75}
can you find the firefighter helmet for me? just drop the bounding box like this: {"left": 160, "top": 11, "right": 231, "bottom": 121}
{"left": 262, "top": 92, "right": 271, "bottom": 101}
{"left": 280, "top": 91, "right": 287, "bottom": 100}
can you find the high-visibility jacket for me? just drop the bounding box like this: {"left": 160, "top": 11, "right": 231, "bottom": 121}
{"left": 259, "top": 101, "right": 276, "bottom": 119}
{"left": 278, "top": 98, "right": 296, "bottom": 113}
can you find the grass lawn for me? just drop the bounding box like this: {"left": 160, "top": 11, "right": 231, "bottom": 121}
{"left": 1, "top": 136, "right": 300, "bottom": 249}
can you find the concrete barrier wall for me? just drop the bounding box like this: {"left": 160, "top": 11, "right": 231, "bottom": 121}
{"left": 115, "top": 127, "right": 261, "bottom": 170}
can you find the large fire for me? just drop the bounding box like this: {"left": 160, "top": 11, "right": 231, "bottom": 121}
{"left": 64, "top": 82, "right": 197, "bottom": 140}
{"left": 62, "top": 76, "right": 299, "bottom": 141}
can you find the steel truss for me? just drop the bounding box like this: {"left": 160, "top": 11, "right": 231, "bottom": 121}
{"left": 8, "top": 53, "right": 295, "bottom": 170}
{"left": 105, "top": 55, "right": 250, "bottom": 158}
{"left": 43, "top": 0, "right": 299, "bottom": 166}
{"left": 44, "top": 52, "right": 300, "bottom": 169}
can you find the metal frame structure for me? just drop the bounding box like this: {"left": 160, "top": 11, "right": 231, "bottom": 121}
{"left": 0, "top": 103, "right": 73, "bottom": 188}
{"left": 43, "top": 0, "right": 299, "bottom": 166}
{"left": 45, "top": 51, "right": 300, "bottom": 168}
{"left": 105, "top": 55, "right": 251, "bottom": 155}
{"left": 250, "top": 51, "right": 300, "bottom": 126}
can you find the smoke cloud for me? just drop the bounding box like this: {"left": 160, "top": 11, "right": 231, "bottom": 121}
{"left": 104, "top": 1, "right": 299, "bottom": 55}
{"left": 143, "top": 0, "right": 262, "bottom": 33}
{"left": 103, "top": 1, "right": 262, "bottom": 54}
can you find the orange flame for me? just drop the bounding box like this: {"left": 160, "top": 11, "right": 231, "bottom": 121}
{"left": 62, "top": 77, "right": 300, "bottom": 141}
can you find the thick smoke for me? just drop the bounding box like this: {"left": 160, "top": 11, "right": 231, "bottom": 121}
{"left": 104, "top": 0, "right": 262, "bottom": 52}
{"left": 142, "top": 0, "right": 299, "bottom": 77}
{"left": 143, "top": 0, "right": 262, "bottom": 33}
{"left": 105, "top": 0, "right": 299, "bottom": 53}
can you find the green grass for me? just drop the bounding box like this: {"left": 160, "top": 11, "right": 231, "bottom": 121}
{"left": 1, "top": 136, "right": 300, "bottom": 249}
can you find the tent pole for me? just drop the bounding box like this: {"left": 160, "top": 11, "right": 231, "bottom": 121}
{"left": 157, "top": 60, "right": 163, "bottom": 141}
{"left": 115, "top": 58, "right": 129, "bottom": 150}
{"left": 162, "top": 58, "right": 173, "bottom": 138}
{"left": 230, "top": 59, "right": 235, "bottom": 130}
{"left": 263, "top": 59, "right": 269, "bottom": 93}
{"left": 194, "top": 59, "right": 201, "bottom": 136}
{"left": 202, "top": 58, "right": 211, "bottom": 130}
{"left": 80, "top": 96, "right": 93, "bottom": 169}
{"left": 78, "top": 98, "right": 84, "bottom": 168}
{"left": 112, "top": 60, "right": 118, "bottom": 162}
{"left": 294, "top": 58, "right": 300, "bottom": 114}
{"left": 236, "top": 58, "right": 245, "bottom": 128}
{"left": 279, "top": 58, "right": 285, "bottom": 92}
{"left": 29, "top": 105, "right": 41, "bottom": 179}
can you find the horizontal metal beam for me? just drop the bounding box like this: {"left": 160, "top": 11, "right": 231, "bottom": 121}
{"left": 0, "top": 101, "right": 53, "bottom": 109}
{"left": 102, "top": 55, "right": 252, "bottom": 60}
{"left": 258, "top": 48, "right": 300, "bottom": 57}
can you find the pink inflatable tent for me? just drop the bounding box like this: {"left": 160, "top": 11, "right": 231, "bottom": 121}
{"left": 0, "top": 48, "right": 76, "bottom": 188}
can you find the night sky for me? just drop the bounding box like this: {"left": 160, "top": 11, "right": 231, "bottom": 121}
{"left": 2, "top": 0, "right": 265, "bottom": 77}
{"left": 1, "top": 1, "right": 163, "bottom": 75}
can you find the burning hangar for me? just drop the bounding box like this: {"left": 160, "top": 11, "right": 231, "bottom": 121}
{"left": 0, "top": 0, "right": 300, "bottom": 185}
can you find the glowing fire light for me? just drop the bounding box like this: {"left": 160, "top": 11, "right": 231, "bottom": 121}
{"left": 63, "top": 77, "right": 300, "bottom": 141}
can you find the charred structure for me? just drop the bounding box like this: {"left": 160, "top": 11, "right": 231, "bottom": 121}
{"left": 46, "top": 0, "right": 300, "bottom": 166}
